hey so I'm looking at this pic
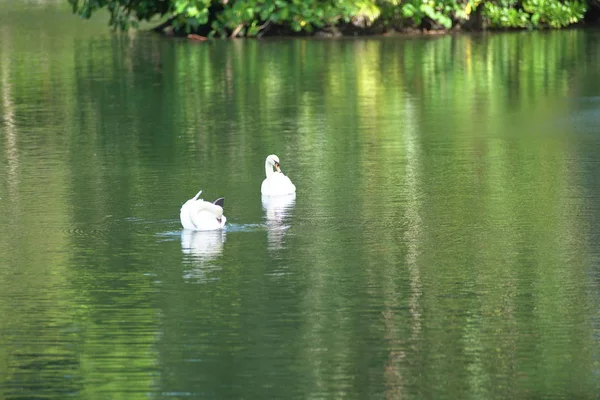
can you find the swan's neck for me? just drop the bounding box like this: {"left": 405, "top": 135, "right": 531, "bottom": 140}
{"left": 265, "top": 162, "right": 274, "bottom": 178}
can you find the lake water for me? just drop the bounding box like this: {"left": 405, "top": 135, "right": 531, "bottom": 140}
{"left": 2, "top": 2, "right": 600, "bottom": 399}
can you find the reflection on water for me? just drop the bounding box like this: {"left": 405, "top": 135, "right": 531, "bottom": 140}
{"left": 2, "top": 2, "right": 600, "bottom": 398}
{"left": 181, "top": 230, "right": 226, "bottom": 282}
{"left": 1, "top": 27, "right": 18, "bottom": 205}
{"left": 181, "top": 229, "right": 226, "bottom": 260}
{"left": 262, "top": 194, "right": 296, "bottom": 250}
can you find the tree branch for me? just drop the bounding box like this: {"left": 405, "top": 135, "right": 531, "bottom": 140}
{"left": 256, "top": 20, "right": 272, "bottom": 38}
{"left": 152, "top": 16, "right": 177, "bottom": 32}
{"left": 231, "top": 24, "right": 244, "bottom": 37}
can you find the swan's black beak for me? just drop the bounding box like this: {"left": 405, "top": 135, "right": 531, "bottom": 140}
{"left": 275, "top": 162, "right": 281, "bottom": 172}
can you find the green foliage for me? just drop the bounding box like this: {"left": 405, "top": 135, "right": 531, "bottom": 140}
{"left": 68, "top": 0, "right": 171, "bottom": 30}
{"left": 522, "top": 0, "right": 586, "bottom": 27}
{"left": 210, "top": 0, "right": 358, "bottom": 37}
{"left": 483, "top": 0, "right": 530, "bottom": 27}
{"left": 482, "top": 0, "right": 586, "bottom": 28}
{"left": 68, "top": 0, "right": 590, "bottom": 36}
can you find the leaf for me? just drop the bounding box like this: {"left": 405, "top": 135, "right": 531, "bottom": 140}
{"left": 175, "top": 0, "right": 190, "bottom": 14}
{"left": 438, "top": 14, "right": 452, "bottom": 28}
{"left": 420, "top": 4, "right": 435, "bottom": 18}
{"left": 260, "top": 8, "right": 271, "bottom": 20}
{"left": 187, "top": 5, "right": 199, "bottom": 17}
{"left": 402, "top": 3, "right": 416, "bottom": 17}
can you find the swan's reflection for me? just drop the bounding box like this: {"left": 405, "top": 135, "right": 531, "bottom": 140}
{"left": 180, "top": 229, "right": 226, "bottom": 282}
{"left": 262, "top": 193, "right": 296, "bottom": 250}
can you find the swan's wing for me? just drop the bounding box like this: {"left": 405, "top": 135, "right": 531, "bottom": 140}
{"left": 188, "top": 200, "right": 223, "bottom": 229}
{"left": 262, "top": 173, "right": 296, "bottom": 195}
{"left": 180, "top": 200, "right": 197, "bottom": 229}
{"left": 194, "top": 200, "right": 223, "bottom": 218}
{"left": 279, "top": 174, "right": 296, "bottom": 192}
{"left": 213, "top": 198, "right": 224, "bottom": 208}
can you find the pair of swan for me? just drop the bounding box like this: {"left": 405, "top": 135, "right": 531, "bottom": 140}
{"left": 180, "top": 154, "right": 295, "bottom": 231}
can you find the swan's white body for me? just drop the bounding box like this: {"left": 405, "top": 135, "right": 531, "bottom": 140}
{"left": 261, "top": 154, "right": 296, "bottom": 196}
{"left": 180, "top": 190, "right": 226, "bottom": 231}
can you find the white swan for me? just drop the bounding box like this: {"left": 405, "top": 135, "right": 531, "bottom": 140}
{"left": 180, "top": 190, "right": 226, "bottom": 231}
{"left": 261, "top": 154, "right": 296, "bottom": 196}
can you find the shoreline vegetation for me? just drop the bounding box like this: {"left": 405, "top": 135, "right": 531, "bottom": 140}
{"left": 68, "top": 0, "right": 600, "bottom": 39}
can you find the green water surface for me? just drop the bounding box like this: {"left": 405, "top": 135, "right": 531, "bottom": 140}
{"left": 1, "top": 2, "right": 600, "bottom": 399}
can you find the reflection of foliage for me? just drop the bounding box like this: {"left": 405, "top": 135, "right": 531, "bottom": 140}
{"left": 2, "top": 7, "right": 600, "bottom": 397}
{"left": 68, "top": 0, "right": 592, "bottom": 37}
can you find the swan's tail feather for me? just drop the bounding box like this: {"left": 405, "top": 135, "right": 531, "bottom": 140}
{"left": 213, "top": 198, "right": 224, "bottom": 208}
{"left": 193, "top": 189, "right": 203, "bottom": 200}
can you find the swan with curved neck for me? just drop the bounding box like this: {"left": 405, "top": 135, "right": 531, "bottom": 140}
{"left": 180, "top": 190, "right": 226, "bottom": 231}
{"left": 261, "top": 154, "right": 296, "bottom": 196}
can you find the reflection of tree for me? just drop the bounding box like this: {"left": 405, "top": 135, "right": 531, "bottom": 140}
{"left": 1, "top": 28, "right": 18, "bottom": 206}
{"left": 2, "top": 7, "right": 600, "bottom": 397}
{"left": 282, "top": 32, "right": 597, "bottom": 399}
{"left": 0, "top": 21, "right": 86, "bottom": 399}
{"left": 380, "top": 99, "right": 423, "bottom": 400}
